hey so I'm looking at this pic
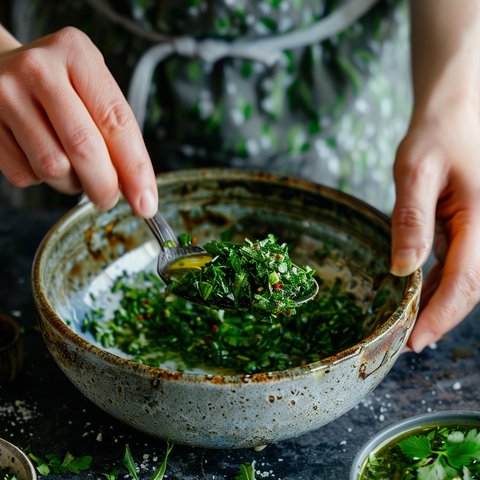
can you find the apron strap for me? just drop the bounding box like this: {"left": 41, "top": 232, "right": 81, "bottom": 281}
{"left": 83, "top": 0, "right": 381, "bottom": 131}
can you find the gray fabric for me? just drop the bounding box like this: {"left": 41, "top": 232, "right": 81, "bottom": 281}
{"left": 4, "top": 0, "right": 413, "bottom": 213}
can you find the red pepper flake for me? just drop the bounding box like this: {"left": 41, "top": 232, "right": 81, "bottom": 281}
{"left": 234, "top": 284, "right": 239, "bottom": 288}
{"left": 273, "top": 283, "right": 284, "bottom": 291}
{"left": 212, "top": 325, "right": 218, "bottom": 333}
{"left": 275, "top": 302, "right": 279, "bottom": 307}
{"left": 253, "top": 244, "right": 259, "bottom": 250}
{"left": 276, "top": 254, "right": 282, "bottom": 259}
{"left": 144, "top": 299, "right": 150, "bottom": 305}
{"left": 285, "top": 310, "right": 291, "bottom": 316}
{"left": 279, "top": 284, "right": 284, "bottom": 289}
{"left": 137, "top": 315, "right": 143, "bottom": 321}
{"left": 146, "top": 313, "right": 151, "bottom": 319}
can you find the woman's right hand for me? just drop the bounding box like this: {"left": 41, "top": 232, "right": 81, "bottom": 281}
{"left": 0, "top": 26, "right": 158, "bottom": 218}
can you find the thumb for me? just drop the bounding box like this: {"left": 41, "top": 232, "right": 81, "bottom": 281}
{"left": 390, "top": 142, "right": 442, "bottom": 276}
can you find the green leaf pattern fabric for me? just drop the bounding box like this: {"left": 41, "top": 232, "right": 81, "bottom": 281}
{"left": 13, "top": 0, "right": 412, "bottom": 213}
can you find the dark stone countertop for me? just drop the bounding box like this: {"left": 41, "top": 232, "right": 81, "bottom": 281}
{"left": 1, "top": 207, "right": 479, "bottom": 480}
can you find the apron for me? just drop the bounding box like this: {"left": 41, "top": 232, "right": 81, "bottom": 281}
{"left": 11, "top": 0, "right": 412, "bottom": 213}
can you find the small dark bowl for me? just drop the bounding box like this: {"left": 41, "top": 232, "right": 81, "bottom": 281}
{"left": 350, "top": 410, "right": 480, "bottom": 479}
{"left": 0, "top": 314, "right": 24, "bottom": 383}
{"left": 0, "top": 437, "right": 37, "bottom": 480}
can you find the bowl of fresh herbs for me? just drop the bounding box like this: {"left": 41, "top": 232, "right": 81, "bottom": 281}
{"left": 32, "top": 168, "right": 421, "bottom": 449}
{"left": 350, "top": 410, "right": 480, "bottom": 479}
{"left": 0, "top": 437, "right": 37, "bottom": 480}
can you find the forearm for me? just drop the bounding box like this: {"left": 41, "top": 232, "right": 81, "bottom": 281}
{"left": 0, "top": 24, "right": 21, "bottom": 56}
{"left": 410, "top": 0, "right": 480, "bottom": 114}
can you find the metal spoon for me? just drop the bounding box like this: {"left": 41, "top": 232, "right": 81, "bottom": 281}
{"left": 145, "top": 211, "right": 319, "bottom": 310}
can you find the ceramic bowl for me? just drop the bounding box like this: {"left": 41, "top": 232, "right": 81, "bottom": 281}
{"left": 32, "top": 168, "right": 422, "bottom": 449}
{"left": 0, "top": 437, "right": 37, "bottom": 480}
{"left": 350, "top": 410, "right": 480, "bottom": 479}
{"left": 0, "top": 314, "right": 24, "bottom": 383}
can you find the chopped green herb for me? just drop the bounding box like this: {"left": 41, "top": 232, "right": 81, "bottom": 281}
{"left": 87, "top": 271, "right": 365, "bottom": 374}
{"left": 123, "top": 443, "right": 173, "bottom": 480}
{"left": 360, "top": 424, "right": 480, "bottom": 479}
{"left": 178, "top": 233, "right": 193, "bottom": 247}
{"left": 169, "top": 234, "right": 317, "bottom": 321}
{"left": 28, "top": 451, "right": 92, "bottom": 476}
{"left": 101, "top": 468, "right": 118, "bottom": 480}
{"left": 235, "top": 462, "right": 256, "bottom": 480}
{"left": 0, "top": 466, "right": 17, "bottom": 480}
{"left": 163, "top": 240, "right": 177, "bottom": 248}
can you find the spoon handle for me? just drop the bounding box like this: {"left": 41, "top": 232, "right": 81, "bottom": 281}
{"left": 145, "top": 211, "right": 178, "bottom": 249}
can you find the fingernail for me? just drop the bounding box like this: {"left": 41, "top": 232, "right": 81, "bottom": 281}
{"left": 390, "top": 248, "right": 420, "bottom": 276}
{"left": 139, "top": 187, "right": 158, "bottom": 218}
{"left": 411, "top": 330, "right": 436, "bottom": 354}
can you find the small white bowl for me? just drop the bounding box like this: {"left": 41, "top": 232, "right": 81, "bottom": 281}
{"left": 350, "top": 410, "right": 480, "bottom": 480}
{"left": 0, "top": 438, "right": 37, "bottom": 480}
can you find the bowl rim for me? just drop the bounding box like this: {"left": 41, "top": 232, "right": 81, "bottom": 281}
{"left": 0, "top": 437, "right": 37, "bottom": 480}
{"left": 349, "top": 409, "right": 480, "bottom": 480}
{"left": 0, "top": 314, "right": 21, "bottom": 352}
{"left": 32, "top": 168, "right": 422, "bottom": 384}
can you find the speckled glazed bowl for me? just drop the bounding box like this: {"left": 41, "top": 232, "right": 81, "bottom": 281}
{"left": 32, "top": 169, "right": 421, "bottom": 449}
{"left": 350, "top": 410, "right": 480, "bottom": 480}
{"left": 0, "top": 314, "right": 24, "bottom": 383}
{"left": 0, "top": 437, "right": 37, "bottom": 480}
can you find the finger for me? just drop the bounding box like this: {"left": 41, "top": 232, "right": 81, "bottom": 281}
{"left": 64, "top": 30, "right": 158, "bottom": 218}
{"left": 419, "top": 261, "right": 443, "bottom": 310}
{"left": 408, "top": 214, "right": 480, "bottom": 353}
{"left": 0, "top": 123, "right": 40, "bottom": 187}
{"left": 390, "top": 141, "right": 444, "bottom": 276}
{"left": 35, "top": 76, "right": 121, "bottom": 211}
{"left": 5, "top": 94, "right": 81, "bottom": 194}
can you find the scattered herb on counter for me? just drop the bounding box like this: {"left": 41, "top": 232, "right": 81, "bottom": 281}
{"left": 360, "top": 425, "right": 480, "bottom": 479}
{"left": 235, "top": 462, "right": 256, "bottom": 480}
{"left": 101, "top": 469, "right": 118, "bottom": 480}
{"left": 168, "top": 234, "right": 317, "bottom": 321}
{"left": 0, "top": 467, "right": 17, "bottom": 480}
{"left": 28, "top": 451, "right": 92, "bottom": 476}
{"left": 86, "top": 271, "right": 365, "bottom": 375}
{"left": 123, "top": 443, "right": 173, "bottom": 480}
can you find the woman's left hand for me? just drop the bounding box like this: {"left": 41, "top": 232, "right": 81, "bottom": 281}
{"left": 391, "top": 0, "right": 480, "bottom": 353}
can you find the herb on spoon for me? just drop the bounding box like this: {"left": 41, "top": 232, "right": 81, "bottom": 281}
{"left": 168, "top": 234, "right": 317, "bottom": 322}
{"left": 360, "top": 424, "right": 480, "bottom": 479}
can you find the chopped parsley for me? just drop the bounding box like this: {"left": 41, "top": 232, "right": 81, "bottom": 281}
{"left": 28, "top": 451, "right": 92, "bottom": 476}
{"left": 86, "top": 270, "right": 365, "bottom": 375}
{"left": 360, "top": 424, "right": 480, "bottom": 479}
{"left": 168, "top": 234, "right": 317, "bottom": 321}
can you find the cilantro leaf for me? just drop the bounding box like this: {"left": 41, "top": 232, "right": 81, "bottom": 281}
{"left": 445, "top": 441, "right": 480, "bottom": 469}
{"left": 399, "top": 434, "right": 435, "bottom": 460}
{"left": 418, "top": 456, "right": 458, "bottom": 480}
